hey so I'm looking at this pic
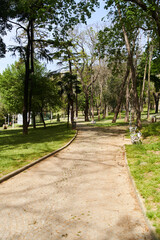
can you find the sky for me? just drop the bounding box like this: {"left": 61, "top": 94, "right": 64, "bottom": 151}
{"left": 0, "top": 0, "right": 107, "bottom": 74}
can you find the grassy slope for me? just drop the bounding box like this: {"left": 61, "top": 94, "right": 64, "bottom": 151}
{"left": 0, "top": 123, "right": 75, "bottom": 178}
{"left": 125, "top": 122, "right": 160, "bottom": 237}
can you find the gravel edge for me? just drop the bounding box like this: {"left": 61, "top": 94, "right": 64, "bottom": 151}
{"left": 0, "top": 130, "right": 78, "bottom": 184}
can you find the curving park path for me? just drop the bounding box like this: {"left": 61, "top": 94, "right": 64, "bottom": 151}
{"left": 0, "top": 125, "right": 153, "bottom": 240}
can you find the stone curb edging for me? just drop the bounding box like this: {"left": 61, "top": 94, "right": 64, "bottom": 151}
{"left": 123, "top": 146, "right": 159, "bottom": 240}
{"left": 0, "top": 130, "right": 78, "bottom": 184}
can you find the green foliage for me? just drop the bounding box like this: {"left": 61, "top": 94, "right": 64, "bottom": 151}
{"left": 6, "top": 0, "right": 100, "bottom": 72}
{"left": 0, "top": 62, "right": 24, "bottom": 113}
{"left": 137, "top": 46, "right": 160, "bottom": 94}
{"left": 152, "top": 49, "right": 160, "bottom": 75}
{"left": 0, "top": 101, "right": 7, "bottom": 127}
{"left": 105, "top": 78, "right": 118, "bottom": 110}
{"left": 97, "top": 26, "right": 126, "bottom": 62}
{"left": 97, "top": 2, "right": 144, "bottom": 76}
{"left": 0, "top": 0, "right": 13, "bottom": 58}
{"left": 31, "top": 63, "right": 61, "bottom": 113}
{"left": 103, "top": 1, "right": 145, "bottom": 41}
{"left": 120, "top": 0, "right": 160, "bottom": 43}
{"left": 78, "top": 91, "right": 86, "bottom": 112}
{"left": 11, "top": 0, "right": 99, "bottom": 42}
{"left": 58, "top": 72, "right": 78, "bottom": 98}
{"left": 0, "top": 60, "right": 61, "bottom": 114}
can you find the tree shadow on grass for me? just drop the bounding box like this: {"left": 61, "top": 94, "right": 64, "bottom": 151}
{"left": 0, "top": 123, "right": 73, "bottom": 146}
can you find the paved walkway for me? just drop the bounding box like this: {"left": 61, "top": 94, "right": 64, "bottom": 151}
{"left": 0, "top": 125, "right": 152, "bottom": 240}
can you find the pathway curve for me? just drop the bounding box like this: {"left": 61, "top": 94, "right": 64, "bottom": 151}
{"left": 0, "top": 125, "right": 152, "bottom": 240}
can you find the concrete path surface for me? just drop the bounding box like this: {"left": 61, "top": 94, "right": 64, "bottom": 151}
{"left": 0, "top": 125, "right": 152, "bottom": 240}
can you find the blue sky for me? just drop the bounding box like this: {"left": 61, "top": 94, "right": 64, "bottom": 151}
{"left": 0, "top": 0, "right": 107, "bottom": 74}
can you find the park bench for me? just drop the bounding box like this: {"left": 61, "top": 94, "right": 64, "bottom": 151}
{"left": 3, "top": 124, "right": 7, "bottom": 129}
{"left": 129, "top": 126, "right": 142, "bottom": 144}
{"left": 152, "top": 114, "right": 160, "bottom": 122}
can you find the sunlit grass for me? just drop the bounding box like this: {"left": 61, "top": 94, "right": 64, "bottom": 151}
{"left": 0, "top": 123, "right": 76, "bottom": 177}
{"left": 126, "top": 122, "right": 160, "bottom": 237}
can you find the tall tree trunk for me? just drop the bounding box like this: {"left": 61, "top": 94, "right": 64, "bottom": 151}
{"left": 119, "top": 107, "right": 122, "bottom": 119}
{"left": 98, "top": 82, "right": 103, "bottom": 121}
{"left": 103, "top": 104, "right": 106, "bottom": 119}
{"left": 28, "top": 19, "right": 34, "bottom": 127}
{"left": 103, "top": 104, "right": 108, "bottom": 118}
{"left": 76, "top": 90, "right": 78, "bottom": 118}
{"left": 40, "top": 110, "right": 46, "bottom": 128}
{"left": 112, "top": 65, "right": 130, "bottom": 123}
{"left": 140, "top": 55, "right": 148, "bottom": 111}
{"left": 98, "top": 108, "right": 100, "bottom": 121}
{"left": 127, "top": 48, "right": 141, "bottom": 127}
{"left": 153, "top": 92, "right": 160, "bottom": 113}
{"left": 131, "top": 108, "right": 136, "bottom": 121}
{"left": 91, "top": 82, "right": 94, "bottom": 122}
{"left": 131, "top": 67, "right": 141, "bottom": 127}
{"left": 70, "top": 101, "right": 74, "bottom": 123}
{"left": 23, "top": 26, "right": 30, "bottom": 135}
{"left": 67, "top": 103, "right": 70, "bottom": 128}
{"left": 85, "top": 92, "right": 89, "bottom": 121}
{"left": 125, "top": 75, "right": 130, "bottom": 122}
{"left": 147, "top": 43, "right": 153, "bottom": 119}
{"left": 106, "top": 105, "right": 109, "bottom": 117}
{"left": 32, "top": 111, "right": 36, "bottom": 129}
{"left": 117, "top": 5, "right": 141, "bottom": 128}
{"left": 140, "top": 36, "right": 149, "bottom": 112}
{"left": 69, "top": 58, "right": 74, "bottom": 124}
{"left": 96, "top": 104, "right": 99, "bottom": 116}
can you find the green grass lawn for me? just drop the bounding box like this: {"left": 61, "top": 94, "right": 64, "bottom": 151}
{"left": 125, "top": 122, "right": 160, "bottom": 237}
{"left": 0, "top": 123, "right": 76, "bottom": 178}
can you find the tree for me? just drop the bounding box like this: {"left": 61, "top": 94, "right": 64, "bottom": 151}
{"left": 0, "top": 96, "right": 8, "bottom": 127}
{"left": 99, "top": 1, "right": 146, "bottom": 127}
{"left": 147, "top": 41, "right": 154, "bottom": 119}
{"left": 116, "top": 3, "right": 142, "bottom": 127}
{"left": 137, "top": 40, "right": 160, "bottom": 114}
{"left": 6, "top": 0, "right": 99, "bottom": 134}
{"left": 150, "top": 48, "right": 160, "bottom": 113}
{"left": 0, "top": 62, "right": 24, "bottom": 113}
{"left": 57, "top": 72, "right": 80, "bottom": 127}
{"left": 49, "top": 26, "right": 102, "bottom": 122}
{"left": 139, "top": 43, "right": 149, "bottom": 112}
{"left": 97, "top": 26, "right": 131, "bottom": 122}
{"left": 50, "top": 39, "right": 77, "bottom": 124}
{"left": 121, "top": 0, "right": 160, "bottom": 43}
{"left": 70, "top": 27, "right": 101, "bottom": 121}
{"left": 91, "top": 60, "right": 110, "bottom": 121}
{"left": 0, "top": 60, "right": 60, "bottom": 128}
{"left": 31, "top": 65, "right": 61, "bottom": 128}
{"left": 0, "top": 0, "right": 13, "bottom": 58}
